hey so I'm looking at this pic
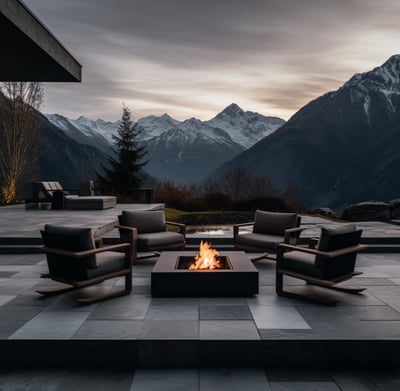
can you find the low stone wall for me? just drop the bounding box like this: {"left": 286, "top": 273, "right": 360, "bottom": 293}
{"left": 341, "top": 200, "right": 400, "bottom": 221}
{"left": 178, "top": 212, "right": 254, "bottom": 226}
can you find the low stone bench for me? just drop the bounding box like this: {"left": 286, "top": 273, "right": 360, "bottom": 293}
{"left": 65, "top": 196, "right": 116, "bottom": 210}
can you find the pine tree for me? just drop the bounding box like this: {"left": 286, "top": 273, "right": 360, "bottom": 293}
{"left": 97, "top": 104, "right": 147, "bottom": 197}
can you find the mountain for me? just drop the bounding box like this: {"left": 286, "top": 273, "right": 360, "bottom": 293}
{"left": 215, "top": 55, "right": 400, "bottom": 211}
{"left": 206, "top": 103, "right": 285, "bottom": 149}
{"left": 47, "top": 104, "right": 284, "bottom": 183}
{"left": 145, "top": 117, "right": 245, "bottom": 183}
{"left": 45, "top": 114, "right": 115, "bottom": 156}
{"left": 36, "top": 114, "right": 109, "bottom": 189}
{"left": 136, "top": 113, "right": 181, "bottom": 141}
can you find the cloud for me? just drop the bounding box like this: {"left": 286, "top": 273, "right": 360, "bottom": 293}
{"left": 27, "top": 0, "right": 400, "bottom": 120}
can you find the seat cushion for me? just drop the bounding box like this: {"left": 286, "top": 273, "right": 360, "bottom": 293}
{"left": 253, "top": 210, "right": 298, "bottom": 236}
{"left": 66, "top": 196, "right": 116, "bottom": 210}
{"left": 42, "top": 225, "right": 96, "bottom": 268}
{"left": 120, "top": 210, "right": 166, "bottom": 234}
{"left": 235, "top": 232, "right": 284, "bottom": 250}
{"left": 137, "top": 231, "right": 184, "bottom": 250}
{"left": 87, "top": 251, "right": 127, "bottom": 279}
{"left": 280, "top": 250, "right": 324, "bottom": 279}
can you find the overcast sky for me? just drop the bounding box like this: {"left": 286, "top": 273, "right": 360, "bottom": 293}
{"left": 25, "top": 0, "right": 400, "bottom": 121}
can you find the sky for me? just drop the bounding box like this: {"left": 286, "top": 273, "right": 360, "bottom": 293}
{"left": 25, "top": 0, "right": 400, "bottom": 122}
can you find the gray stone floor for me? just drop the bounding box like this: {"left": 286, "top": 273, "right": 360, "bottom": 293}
{"left": 1, "top": 205, "right": 400, "bottom": 387}
{"left": 1, "top": 252, "right": 400, "bottom": 341}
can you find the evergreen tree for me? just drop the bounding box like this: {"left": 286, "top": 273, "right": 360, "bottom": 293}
{"left": 97, "top": 104, "right": 147, "bottom": 197}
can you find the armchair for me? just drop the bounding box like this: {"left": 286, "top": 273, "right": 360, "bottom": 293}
{"left": 276, "top": 223, "right": 366, "bottom": 304}
{"left": 37, "top": 225, "right": 133, "bottom": 304}
{"left": 117, "top": 209, "right": 186, "bottom": 261}
{"left": 233, "top": 210, "right": 304, "bottom": 261}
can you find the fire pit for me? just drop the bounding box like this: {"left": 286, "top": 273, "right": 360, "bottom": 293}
{"left": 151, "top": 242, "right": 258, "bottom": 297}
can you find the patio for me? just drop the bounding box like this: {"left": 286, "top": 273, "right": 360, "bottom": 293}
{"left": 0, "top": 204, "right": 399, "bottom": 372}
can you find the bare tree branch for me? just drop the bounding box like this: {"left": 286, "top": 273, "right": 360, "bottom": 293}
{"left": 0, "top": 82, "right": 43, "bottom": 203}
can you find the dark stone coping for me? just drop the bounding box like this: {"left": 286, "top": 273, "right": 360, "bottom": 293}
{"left": 1, "top": 340, "right": 399, "bottom": 368}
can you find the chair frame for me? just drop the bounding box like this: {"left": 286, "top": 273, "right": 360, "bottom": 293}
{"left": 276, "top": 242, "right": 367, "bottom": 304}
{"left": 233, "top": 220, "right": 306, "bottom": 261}
{"left": 37, "top": 242, "right": 132, "bottom": 304}
{"left": 117, "top": 221, "right": 186, "bottom": 261}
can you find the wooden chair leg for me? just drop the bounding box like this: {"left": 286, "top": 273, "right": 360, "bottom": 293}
{"left": 76, "top": 272, "right": 133, "bottom": 304}
{"left": 36, "top": 285, "right": 80, "bottom": 296}
{"left": 275, "top": 269, "right": 283, "bottom": 295}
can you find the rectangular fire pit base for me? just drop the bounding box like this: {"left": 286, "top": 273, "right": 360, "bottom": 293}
{"left": 151, "top": 251, "right": 258, "bottom": 297}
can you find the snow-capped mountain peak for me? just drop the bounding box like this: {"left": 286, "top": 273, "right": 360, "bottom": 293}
{"left": 339, "top": 54, "right": 400, "bottom": 122}
{"left": 345, "top": 54, "right": 400, "bottom": 90}
{"left": 46, "top": 104, "right": 285, "bottom": 183}
{"left": 207, "top": 104, "right": 285, "bottom": 149}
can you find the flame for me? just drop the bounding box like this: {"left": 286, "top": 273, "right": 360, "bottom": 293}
{"left": 189, "top": 240, "right": 222, "bottom": 270}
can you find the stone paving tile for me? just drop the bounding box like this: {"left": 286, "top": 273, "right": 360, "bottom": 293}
{"left": 199, "top": 304, "right": 252, "bottom": 320}
{"left": 0, "top": 295, "right": 16, "bottom": 307}
{"left": 0, "top": 272, "right": 17, "bottom": 278}
{"left": 0, "top": 278, "right": 40, "bottom": 295}
{"left": 4, "top": 293, "right": 59, "bottom": 307}
{"left": 296, "top": 319, "right": 400, "bottom": 339}
{"left": 353, "top": 276, "right": 396, "bottom": 285}
{"left": 0, "top": 320, "right": 28, "bottom": 339}
{"left": 137, "top": 320, "right": 199, "bottom": 339}
{"left": 269, "top": 381, "right": 340, "bottom": 390}
{"left": 199, "top": 297, "right": 248, "bottom": 305}
{"left": 0, "top": 305, "right": 43, "bottom": 321}
{"left": 297, "top": 305, "right": 400, "bottom": 321}
{"left": 42, "top": 290, "right": 101, "bottom": 312}
{"left": 199, "top": 320, "right": 260, "bottom": 340}
{"left": 9, "top": 311, "right": 91, "bottom": 339}
{"left": 0, "top": 368, "right": 134, "bottom": 391}
{"left": 366, "top": 285, "right": 400, "bottom": 312}
{"left": 89, "top": 295, "right": 151, "bottom": 320}
{"left": 73, "top": 320, "right": 144, "bottom": 339}
{"left": 146, "top": 303, "right": 199, "bottom": 320}
{"left": 199, "top": 368, "right": 270, "bottom": 391}
{"left": 131, "top": 369, "right": 198, "bottom": 391}
{"left": 249, "top": 305, "right": 311, "bottom": 329}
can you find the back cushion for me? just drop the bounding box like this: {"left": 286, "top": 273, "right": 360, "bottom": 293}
{"left": 43, "top": 225, "right": 96, "bottom": 268}
{"left": 120, "top": 210, "right": 166, "bottom": 234}
{"left": 253, "top": 210, "right": 298, "bottom": 236}
{"left": 317, "top": 224, "right": 361, "bottom": 251}
{"left": 315, "top": 224, "right": 362, "bottom": 268}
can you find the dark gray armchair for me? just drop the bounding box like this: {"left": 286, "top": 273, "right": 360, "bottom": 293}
{"left": 38, "top": 225, "right": 133, "bottom": 304}
{"left": 117, "top": 210, "right": 186, "bottom": 261}
{"left": 233, "top": 210, "right": 304, "bottom": 261}
{"left": 276, "top": 223, "right": 366, "bottom": 304}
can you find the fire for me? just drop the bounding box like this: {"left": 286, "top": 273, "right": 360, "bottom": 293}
{"left": 189, "top": 240, "right": 222, "bottom": 270}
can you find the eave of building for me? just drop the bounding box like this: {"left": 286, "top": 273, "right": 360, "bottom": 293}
{"left": 0, "top": 0, "right": 81, "bottom": 82}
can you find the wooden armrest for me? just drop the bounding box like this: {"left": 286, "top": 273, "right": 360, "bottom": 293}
{"left": 41, "top": 242, "right": 131, "bottom": 258}
{"left": 233, "top": 221, "right": 254, "bottom": 238}
{"left": 285, "top": 227, "right": 306, "bottom": 234}
{"left": 166, "top": 221, "right": 186, "bottom": 235}
{"left": 115, "top": 224, "right": 138, "bottom": 236}
{"left": 234, "top": 221, "right": 255, "bottom": 228}
{"left": 115, "top": 224, "right": 136, "bottom": 231}
{"left": 284, "top": 227, "right": 306, "bottom": 243}
{"left": 278, "top": 243, "right": 367, "bottom": 258}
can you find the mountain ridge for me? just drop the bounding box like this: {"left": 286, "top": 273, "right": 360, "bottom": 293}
{"left": 46, "top": 104, "right": 285, "bottom": 183}
{"left": 214, "top": 55, "right": 400, "bottom": 211}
